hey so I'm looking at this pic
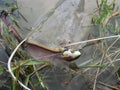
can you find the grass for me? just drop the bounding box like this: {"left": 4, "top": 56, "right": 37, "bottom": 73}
{"left": 0, "top": 1, "right": 50, "bottom": 90}
{"left": 91, "top": 0, "right": 120, "bottom": 89}
{"left": 0, "top": 0, "right": 120, "bottom": 90}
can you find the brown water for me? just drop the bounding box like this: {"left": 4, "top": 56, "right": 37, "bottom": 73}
{"left": 17, "top": 0, "right": 120, "bottom": 90}
{"left": 0, "top": 0, "right": 120, "bottom": 90}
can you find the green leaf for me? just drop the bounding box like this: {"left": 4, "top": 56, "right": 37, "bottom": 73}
{"left": 12, "top": 60, "right": 49, "bottom": 71}
{"left": 5, "top": 2, "right": 17, "bottom": 11}
{"left": 0, "top": 65, "right": 3, "bottom": 75}
{"left": 25, "top": 76, "right": 30, "bottom": 86}
{"left": 22, "top": 60, "right": 46, "bottom": 66}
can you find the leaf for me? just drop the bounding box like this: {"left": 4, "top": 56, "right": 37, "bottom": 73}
{"left": 22, "top": 60, "right": 46, "bottom": 66}
{"left": 0, "top": 65, "right": 3, "bottom": 75}
{"left": 12, "top": 60, "right": 49, "bottom": 71}
{"left": 25, "top": 76, "right": 30, "bottom": 86}
{"left": 5, "top": 2, "right": 17, "bottom": 11}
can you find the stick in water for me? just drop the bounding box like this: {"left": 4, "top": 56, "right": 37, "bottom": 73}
{"left": 64, "top": 35, "right": 120, "bottom": 47}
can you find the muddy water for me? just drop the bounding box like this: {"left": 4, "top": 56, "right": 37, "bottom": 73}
{"left": 17, "top": 0, "right": 61, "bottom": 26}
{"left": 16, "top": 0, "right": 120, "bottom": 90}
{"left": 17, "top": 0, "right": 93, "bottom": 52}
{"left": 0, "top": 0, "right": 120, "bottom": 90}
{"left": 16, "top": 0, "right": 96, "bottom": 90}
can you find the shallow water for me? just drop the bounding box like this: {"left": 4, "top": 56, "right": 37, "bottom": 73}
{"left": 0, "top": 0, "right": 120, "bottom": 90}
{"left": 17, "top": 0, "right": 120, "bottom": 89}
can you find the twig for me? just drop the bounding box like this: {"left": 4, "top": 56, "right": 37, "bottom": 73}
{"left": 96, "top": 0, "right": 100, "bottom": 8}
{"left": 7, "top": 38, "right": 31, "bottom": 90}
{"left": 33, "top": 64, "right": 49, "bottom": 90}
{"left": 0, "top": 61, "right": 7, "bottom": 65}
{"left": 99, "top": 81, "right": 120, "bottom": 90}
{"left": 93, "top": 52, "right": 105, "bottom": 90}
{"left": 64, "top": 35, "right": 120, "bottom": 47}
{"left": 7, "top": 24, "right": 43, "bottom": 90}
